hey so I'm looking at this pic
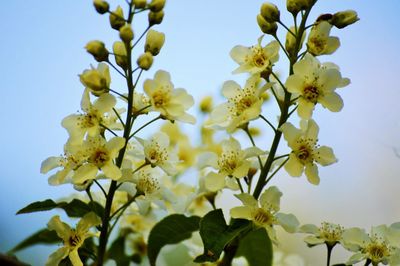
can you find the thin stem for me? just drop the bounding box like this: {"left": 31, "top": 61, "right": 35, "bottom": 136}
{"left": 326, "top": 244, "right": 334, "bottom": 266}
{"left": 264, "top": 157, "right": 288, "bottom": 186}
{"left": 259, "top": 115, "right": 277, "bottom": 132}
{"left": 107, "top": 60, "right": 126, "bottom": 78}
{"left": 271, "top": 72, "right": 287, "bottom": 93}
{"left": 273, "top": 154, "right": 289, "bottom": 161}
{"left": 113, "top": 108, "right": 125, "bottom": 127}
{"left": 236, "top": 178, "right": 244, "bottom": 193}
{"left": 243, "top": 128, "right": 263, "bottom": 169}
{"left": 270, "top": 87, "right": 283, "bottom": 111}
{"left": 273, "top": 34, "right": 290, "bottom": 59}
{"left": 109, "top": 88, "right": 128, "bottom": 100}
{"left": 116, "top": 162, "right": 148, "bottom": 190}
{"left": 131, "top": 66, "right": 140, "bottom": 74}
{"left": 132, "top": 26, "right": 150, "bottom": 49}
{"left": 288, "top": 105, "right": 298, "bottom": 118}
{"left": 100, "top": 123, "right": 118, "bottom": 137}
{"left": 134, "top": 8, "right": 149, "bottom": 14}
{"left": 129, "top": 115, "right": 161, "bottom": 139}
{"left": 305, "top": 23, "right": 316, "bottom": 30}
{"left": 94, "top": 180, "right": 107, "bottom": 198}
{"left": 278, "top": 20, "right": 296, "bottom": 37}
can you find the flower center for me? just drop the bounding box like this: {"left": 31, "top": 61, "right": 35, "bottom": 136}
{"left": 137, "top": 173, "right": 160, "bottom": 194}
{"left": 152, "top": 88, "right": 170, "bottom": 108}
{"left": 218, "top": 150, "right": 240, "bottom": 174}
{"left": 252, "top": 208, "right": 274, "bottom": 226}
{"left": 146, "top": 141, "right": 168, "bottom": 166}
{"left": 89, "top": 148, "right": 109, "bottom": 168}
{"left": 252, "top": 47, "right": 267, "bottom": 67}
{"left": 364, "top": 239, "right": 391, "bottom": 263}
{"left": 319, "top": 222, "right": 343, "bottom": 246}
{"left": 67, "top": 230, "right": 82, "bottom": 248}
{"left": 303, "top": 85, "right": 319, "bottom": 103}
{"left": 295, "top": 138, "right": 317, "bottom": 164}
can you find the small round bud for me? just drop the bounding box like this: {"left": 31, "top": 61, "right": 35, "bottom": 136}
{"left": 149, "top": 0, "right": 166, "bottom": 12}
{"left": 145, "top": 29, "right": 165, "bottom": 56}
{"left": 257, "top": 14, "right": 277, "bottom": 35}
{"left": 109, "top": 6, "right": 125, "bottom": 30}
{"left": 119, "top": 24, "right": 134, "bottom": 43}
{"left": 134, "top": 0, "right": 147, "bottom": 9}
{"left": 93, "top": 0, "right": 109, "bottom": 14}
{"left": 199, "top": 96, "right": 213, "bottom": 113}
{"left": 286, "top": 0, "right": 312, "bottom": 15}
{"left": 331, "top": 10, "right": 359, "bottom": 29}
{"left": 113, "top": 41, "right": 128, "bottom": 69}
{"left": 137, "top": 52, "right": 154, "bottom": 70}
{"left": 80, "top": 63, "right": 110, "bottom": 96}
{"left": 148, "top": 10, "right": 164, "bottom": 25}
{"left": 260, "top": 2, "right": 280, "bottom": 23}
{"left": 85, "top": 40, "right": 109, "bottom": 62}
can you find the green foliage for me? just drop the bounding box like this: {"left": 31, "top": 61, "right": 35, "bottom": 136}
{"left": 10, "top": 229, "right": 59, "bottom": 253}
{"left": 16, "top": 199, "right": 104, "bottom": 218}
{"left": 147, "top": 214, "right": 201, "bottom": 266}
{"left": 236, "top": 227, "right": 273, "bottom": 266}
{"left": 108, "top": 235, "right": 141, "bottom": 266}
{"left": 194, "top": 209, "right": 251, "bottom": 263}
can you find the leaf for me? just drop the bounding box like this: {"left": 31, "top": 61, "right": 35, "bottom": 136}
{"left": 147, "top": 214, "right": 201, "bottom": 266}
{"left": 16, "top": 199, "right": 104, "bottom": 218}
{"left": 108, "top": 236, "right": 131, "bottom": 266}
{"left": 236, "top": 227, "right": 273, "bottom": 266}
{"left": 16, "top": 199, "right": 58, "bottom": 214}
{"left": 194, "top": 209, "right": 251, "bottom": 263}
{"left": 10, "top": 229, "right": 60, "bottom": 253}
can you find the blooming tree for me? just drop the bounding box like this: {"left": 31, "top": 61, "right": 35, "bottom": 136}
{"left": 9, "top": 1, "right": 398, "bottom": 266}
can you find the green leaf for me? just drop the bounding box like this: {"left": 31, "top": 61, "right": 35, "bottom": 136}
{"left": 236, "top": 227, "right": 273, "bottom": 266}
{"left": 147, "top": 214, "right": 201, "bottom": 266}
{"left": 16, "top": 199, "right": 58, "bottom": 214}
{"left": 194, "top": 209, "right": 251, "bottom": 263}
{"left": 16, "top": 199, "right": 104, "bottom": 218}
{"left": 108, "top": 236, "right": 131, "bottom": 266}
{"left": 10, "top": 229, "right": 60, "bottom": 253}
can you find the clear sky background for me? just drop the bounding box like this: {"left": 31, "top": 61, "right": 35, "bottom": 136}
{"left": 1, "top": 0, "right": 400, "bottom": 265}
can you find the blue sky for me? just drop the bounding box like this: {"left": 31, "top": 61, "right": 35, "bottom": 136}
{"left": 1, "top": 0, "right": 400, "bottom": 265}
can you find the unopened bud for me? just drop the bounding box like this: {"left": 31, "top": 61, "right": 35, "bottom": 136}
{"left": 331, "top": 10, "right": 359, "bottom": 29}
{"left": 109, "top": 6, "right": 125, "bottom": 30}
{"left": 286, "top": 0, "right": 312, "bottom": 15}
{"left": 145, "top": 29, "right": 165, "bottom": 56}
{"left": 149, "top": 0, "right": 166, "bottom": 12}
{"left": 119, "top": 24, "right": 134, "bottom": 43}
{"left": 93, "top": 0, "right": 109, "bottom": 14}
{"left": 148, "top": 10, "right": 164, "bottom": 25}
{"left": 85, "top": 40, "right": 109, "bottom": 62}
{"left": 134, "top": 0, "right": 147, "bottom": 9}
{"left": 199, "top": 96, "right": 213, "bottom": 113}
{"left": 80, "top": 63, "right": 110, "bottom": 96}
{"left": 113, "top": 41, "right": 128, "bottom": 69}
{"left": 257, "top": 14, "right": 277, "bottom": 35}
{"left": 137, "top": 52, "right": 153, "bottom": 70}
{"left": 260, "top": 2, "right": 280, "bottom": 23}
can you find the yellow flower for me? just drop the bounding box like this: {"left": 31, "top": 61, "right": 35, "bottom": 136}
{"left": 280, "top": 119, "right": 337, "bottom": 185}
{"left": 135, "top": 132, "right": 179, "bottom": 175}
{"left": 72, "top": 136, "right": 125, "bottom": 184}
{"left": 143, "top": 70, "right": 196, "bottom": 124}
{"left": 230, "top": 36, "right": 279, "bottom": 75}
{"left": 199, "top": 136, "right": 264, "bottom": 191}
{"left": 230, "top": 187, "right": 299, "bottom": 243}
{"left": 145, "top": 29, "right": 165, "bottom": 56}
{"left": 46, "top": 212, "right": 101, "bottom": 266}
{"left": 285, "top": 54, "right": 349, "bottom": 119}
{"left": 79, "top": 63, "right": 111, "bottom": 96}
{"left": 307, "top": 21, "right": 340, "bottom": 56}
{"left": 206, "top": 76, "right": 271, "bottom": 132}
{"left": 62, "top": 89, "right": 118, "bottom": 145}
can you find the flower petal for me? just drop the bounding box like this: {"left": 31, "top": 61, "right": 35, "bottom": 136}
{"left": 304, "top": 163, "right": 320, "bottom": 185}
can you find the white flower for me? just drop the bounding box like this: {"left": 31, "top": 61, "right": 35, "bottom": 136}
{"left": 342, "top": 225, "right": 400, "bottom": 265}
{"left": 300, "top": 222, "right": 344, "bottom": 247}
{"left": 206, "top": 76, "right": 271, "bottom": 132}
{"left": 285, "top": 54, "right": 349, "bottom": 119}
{"left": 46, "top": 213, "right": 101, "bottom": 266}
{"left": 199, "top": 136, "right": 264, "bottom": 191}
{"left": 143, "top": 70, "right": 196, "bottom": 124}
{"left": 62, "top": 89, "right": 119, "bottom": 145}
{"left": 72, "top": 136, "right": 125, "bottom": 184}
{"left": 135, "top": 132, "right": 179, "bottom": 175}
{"left": 280, "top": 119, "right": 337, "bottom": 185}
{"left": 230, "top": 186, "right": 299, "bottom": 243}
{"left": 307, "top": 21, "right": 340, "bottom": 56}
{"left": 230, "top": 36, "right": 279, "bottom": 75}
